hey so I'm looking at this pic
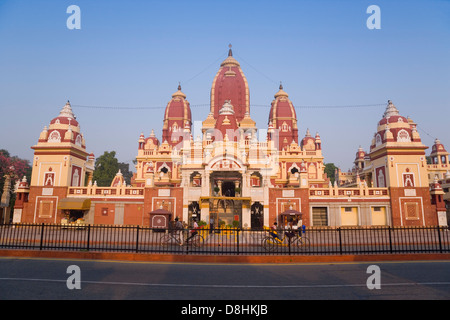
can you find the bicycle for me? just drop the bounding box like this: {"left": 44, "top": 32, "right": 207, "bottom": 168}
{"left": 262, "top": 230, "right": 310, "bottom": 252}
{"left": 160, "top": 230, "right": 184, "bottom": 247}
{"left": 160, "top": 230, "right": 204, "bottom": 248}
{"left": 185, "top": 229, "right": 205, "bottom": 248}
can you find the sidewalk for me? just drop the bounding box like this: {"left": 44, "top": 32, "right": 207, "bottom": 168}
{"left": 1, "top": 249, "right": 450, "bottom": 264}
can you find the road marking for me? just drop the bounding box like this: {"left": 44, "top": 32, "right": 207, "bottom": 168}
{"left": 1, "top": 277, "right": 450, "bottom": 289}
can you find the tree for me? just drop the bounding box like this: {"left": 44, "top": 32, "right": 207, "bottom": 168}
{"left": 324, "top": 163, "right": 338, "bottom": 185}
{"left": 92, "top": 151, "right": 134, "bottom": 187}
{"left": 0, "top": 149, "right": 31, "bottom": 189}
{"left": 118, "top": 162, "right": 133, "bottom": 186}
{"left": 0, "top": 149, "right": 32, "bottom": 207}
{"left": 92, "top": 151, "right": 120, "bottom": 187}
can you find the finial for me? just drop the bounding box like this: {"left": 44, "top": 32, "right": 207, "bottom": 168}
{"left": 279, "top": 81, "right": 283, "bottom": 90}
{"left": 228, "top": 43, "right": 233, "bottom": 56}
{"left": 178, "top": 82, "right": 181, "bottom": 91}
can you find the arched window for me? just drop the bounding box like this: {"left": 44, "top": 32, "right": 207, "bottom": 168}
{"left": 48, "top": 130, "right": 61, "bottom": 143}
{"left": 75, "top": 134, "right": 82, "bottom": 146}
{"left": 72, "top": 168, "right": 80, "bottom": 187}
{"left": 397, "top": 129, "right": 411, "bottom": 142}
{"left": 375, "top": 134, "right": 382, "bottom": 147}
{"left": 377, "top": 169, "right": 385, "bottom": 188}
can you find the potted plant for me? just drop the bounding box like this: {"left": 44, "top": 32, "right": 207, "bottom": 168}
{"left": 234, "top": 187, "right": 241, "bottom": 196}
{"left": 214, "top": 186, "right": 220, "bottom": 195}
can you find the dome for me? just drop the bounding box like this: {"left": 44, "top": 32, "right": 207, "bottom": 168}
{"left": 377, "top": 100, "right": 409, "bottom": 129}
{"left": 268, "top": 84, "right": 297, "bottom": 122}
{"left": 49, "top": 101, "right": 79, "bottom": 127}
{"left": 355, "top": 146, "right": 366, "bottom": 161}
{"left": 41, "top": 100, "right": 85, "bottom": 148}
{"left": 301, "top": 129, "right": 316, "bottom": 151}
{"left": 145, "top": 129, "right": 160, "bottom": 147}
{"left": 162, "top": 84, "right": 192, "bottom": 147}
{"left": 210, "top": 45, "right": 250, "bottom": 123}
{"left": 431, "top": 138, "right": 448, "bottom": 154}
{"left": 373, "top": 100, "right": 415, "bottom": 145}
{"left": 268, "top": 84, "right": 298, "bottom": 150}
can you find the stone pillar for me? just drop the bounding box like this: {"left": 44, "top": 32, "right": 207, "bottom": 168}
{"left": 217, "top": 180, "right": 223, "bottom": 196}
{"left": 242, "top": 201, "right": 251, "bottom": 229}
{"left": 1, "top": 175, "right": 12, "bottom": 223}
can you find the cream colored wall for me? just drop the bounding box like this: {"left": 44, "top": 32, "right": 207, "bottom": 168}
{"left": 370, "top": 153, "right": 428, "bottom": 188}
{"left": 310, "top": 202, "right": 391, "bottom": 226}
{"left": 31, "top": 153, "right": 87, "bottom": 187}
{"left": 371, "top": 206, "right": 387, "bottom": 225}
{"left": 340, "top": 206, "right": 359, "bottom": 226}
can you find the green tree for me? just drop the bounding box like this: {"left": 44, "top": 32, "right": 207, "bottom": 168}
{"left": 92, "top": 151, "right": 120, "bottom": 187}
{"left": 118, "top": 162, "right": 133, "bottom": 186}
{"left": 324, "top": 163, "right": 338, "bottom": 185}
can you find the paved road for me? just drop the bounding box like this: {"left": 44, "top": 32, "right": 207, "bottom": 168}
{"left": 0, "top": 257, "right": 449, "bottom": 302}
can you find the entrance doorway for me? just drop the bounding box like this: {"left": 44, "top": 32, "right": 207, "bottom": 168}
{"left": 251, "top": 202, "right": 264, "bottom": 230}
{"left": 188, "top": 202, "right": 200, "bottom": 226}
{"left": 222, "top": 181, "right": 235, "bottom": 197}
{"left": 64, "top": 210, "right": 85, "bottom": 222}
{"left": 312, "top": 207, "right": 328, "bottom": 226}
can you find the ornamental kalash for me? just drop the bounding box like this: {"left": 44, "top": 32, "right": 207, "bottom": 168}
{"left": 13, "top": 47, "right": 448, "bottom": 229}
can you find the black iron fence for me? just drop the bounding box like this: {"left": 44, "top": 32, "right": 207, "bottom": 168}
{"left": 0, "top": 223, "right": 449, "bottom": 255}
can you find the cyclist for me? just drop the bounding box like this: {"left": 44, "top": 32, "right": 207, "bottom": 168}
{"left": 285, "top": 218, "right": 296, "bottom": 240}
{"left": 186, "top": 218, "right": 199, "bottom": 243}
{"left": 269, "top": 221, "right": 282, "bottom": 243}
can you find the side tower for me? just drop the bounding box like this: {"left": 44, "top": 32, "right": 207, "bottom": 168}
{"left": 20, "top": 101, "right": 94, "bottom": 223}
{"left": 368, "top": 100, "right": 434, "bottom": 225}
{"left": 162, "top": 84, "right": 192, "bottom": 148}
{"left": 268, "top": 84, "right": 299, "bottom": 151}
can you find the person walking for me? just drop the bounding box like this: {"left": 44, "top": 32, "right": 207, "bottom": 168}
{"left": 174, "top": 217, "right": 184, "bottom": 245}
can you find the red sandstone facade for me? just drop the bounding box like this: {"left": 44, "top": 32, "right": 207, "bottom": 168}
{"left": 13, "top": 47, "right": 449, "bottom": 228}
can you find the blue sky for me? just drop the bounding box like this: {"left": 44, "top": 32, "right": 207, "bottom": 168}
{"left": 1, "top": 0, "right": 449, "bottom": 171}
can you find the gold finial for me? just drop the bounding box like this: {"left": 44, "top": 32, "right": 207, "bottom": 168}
{"left": 228, "top": 43, "right": 233, "bottom": 56}
{"left": 178, "top": 82, "right": 181, "bottom": 91}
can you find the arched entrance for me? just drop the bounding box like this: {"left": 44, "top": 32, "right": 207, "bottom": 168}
{"left": 251, "top": 202, "right": 264, "bottom": 230}
{"left": 188, "top": 202, "right": 200, "bottom": 226}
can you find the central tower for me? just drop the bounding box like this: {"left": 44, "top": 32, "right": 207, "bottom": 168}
{"left": 210, "top": 45, "right": 250, "bottom": 123}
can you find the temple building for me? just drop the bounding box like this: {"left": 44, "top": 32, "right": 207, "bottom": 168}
{"left": 14, "top": 47, "right": 449, "bottom": 228}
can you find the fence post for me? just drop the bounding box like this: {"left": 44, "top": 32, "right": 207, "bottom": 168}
{"left": 388, "top": 226, "right": 393, "bottom": 254}
{"left": 236, "top": 228, "right": 240, "bottom": 255}
{"left": 437, "top": 225, "right": 443, "bottom": 253}
{"left": 288, "top": 234, "right": 292, "bottom": 256}
{"left": 86, "top": 224, "right": 91, "bottom": 251}
{"left": 338, "top": 227, "right": 343, "bottom": 255}
{"left": 39, "top": 223, "right": 45, "bottom": 250}
{"left": 135, "top": 225, "right": 140, "bottom": 253}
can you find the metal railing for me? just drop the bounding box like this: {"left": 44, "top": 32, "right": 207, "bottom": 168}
{"left": 0, "top": 223, "right": 449, "bottom": 255}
